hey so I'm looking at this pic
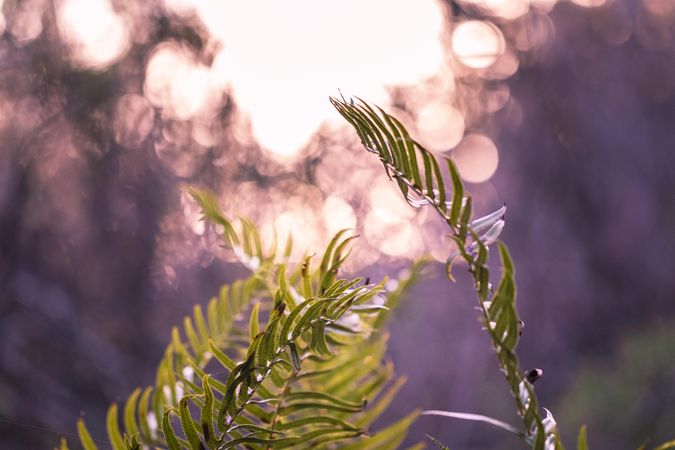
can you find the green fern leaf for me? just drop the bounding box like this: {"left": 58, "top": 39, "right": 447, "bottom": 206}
{"left": 137, "top": 387, "right": 153, "bottom": 441}
{"left": 249, "top": 302, "right": 260, "bottom": 341}
{"left": 199, "top": 376, "right": 215, "bottom": 447}
{"left": 184, "top": 317, "right": 202, "bottom": 356}
{"left": 276, "top": 415, "right": 360, "bottom": 432}
{"left": 577, "top": 425, "right": 588, "bottom": 450}
{"left": 161, "top": 408, "right": 183, "bottom": 450}
{"left": 446, "top": 158, "right": 464, "bottom": 225}
{"left": 285, "top": 391, "right": 365, "bottom": 409}
{"left": 208, "top": 339, "right": 235, "bottom": 371}
{"left": 122, "top": 388, "right": 141, "bottom": 443}
{"left": 106, "top": 404, "right": 125, "bottom": 450}
{"left": 77, "top": 418, "right": 98, "bottom": 450}
{"left": 192, "top": 305, "right": 210, "bottom": 349}
{"left": 178, "top": 396, "right": 202, "bottom": 450}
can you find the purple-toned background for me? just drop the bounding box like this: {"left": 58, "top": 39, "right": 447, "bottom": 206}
{"left": 1, "top": 1, "right": 674, "bottom": 449}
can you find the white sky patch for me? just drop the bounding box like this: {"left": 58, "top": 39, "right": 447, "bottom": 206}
{"left": 192, "top": 0, "right": 447, "bottom": 158}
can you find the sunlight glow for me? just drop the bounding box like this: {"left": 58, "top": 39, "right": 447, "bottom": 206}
{"left": 57, "top": 0, "right": 130, "bottom": 69}
{"left": 195, "top": 0, "right": 447, "bottom": 159}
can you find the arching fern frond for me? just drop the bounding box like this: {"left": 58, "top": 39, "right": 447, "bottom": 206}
{"left": 331, "top": 95, "right": 562, "bottom": 450}
{"left": 70, "top": 188, "right": 427, "bottom": 450}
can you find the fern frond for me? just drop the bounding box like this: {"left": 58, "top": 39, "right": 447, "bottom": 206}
{"left": 331, "top": 95, "right": 562, "bottom": 450}
{"left": 73, "top": 190, "right": 422, "bottom": 449}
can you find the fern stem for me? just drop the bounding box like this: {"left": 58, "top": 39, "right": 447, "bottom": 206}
{"left": 265, "top": 371, "right": 298, "bottom": 449}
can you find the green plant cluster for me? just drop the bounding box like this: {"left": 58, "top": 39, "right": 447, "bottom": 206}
{"left": 64, "top": 185, "right": 428, "bottom": 449}
{"left": 57, "top": 97, "right": 675, "bottom": 450}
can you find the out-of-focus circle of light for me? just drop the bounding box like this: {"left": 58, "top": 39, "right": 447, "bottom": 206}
{"left": 452, "top": 21, "right": 505, "bottom": 69}
{"left": 570, "top": 0, "right": 607, "bottom": 8}
{"left": 322, "top": 196, "right": 357, "bottom": 238}
{"left": 193, "top": 0, "right": 446, "bottom": 159}
{"left": 7, "top": 0, "right": 44, "bottom": 44}
{"left": 642, "top": 0, "right": 675, "bottom": 17}
{"left": 450, "top": 134, "right": 499, "bottom": 183}
{"left": 484, "top": 49, "right": 520, "bottom": 80}
{"left": 513, "top": 13, "right": 556, "bottom": 51}
{"left": 417, "top": 101, "right": 465, "bottom": 151}
{"left": 465, "top": 0, "right": 530, "bottom": 20}
{"left": 144, "top": 42, "right": 220, "bottom": 120}
{"left": 57, "top": 0, "right": 129, "bottom": 69}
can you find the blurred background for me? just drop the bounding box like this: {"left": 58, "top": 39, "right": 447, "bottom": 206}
{"left": 1, "top": 0, "right": 674, "bottom": 448}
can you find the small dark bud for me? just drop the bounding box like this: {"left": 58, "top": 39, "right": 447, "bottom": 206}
{"left": 518, "top": 320, "right": 525, "bottom": 336}
{"left": 365, "top": 277, "right": 370, "bottom": 285}
{"left": 525, "top": 368, "right": 543, "bottom": 384}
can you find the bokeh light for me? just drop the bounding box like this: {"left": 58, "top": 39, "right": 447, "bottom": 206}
{"left": 416, "top": 100, "right": 466, "bottom": 151}
{"left": 570, "top": 0, "right": 607, "bottom": 8}
{"left": 449, "top": 133, "right": 499, "bottom": 183}
{"left": 144, "top": 42, "right": 222, "bottom": 120}
{"left": 7, "top": 0, "right": 43, "bottom": 44}
{"left": 451, "top": 20, "right": 505, "bottom": 69}
{"left": 0, "top": 1, "right": 5, "bottom": 36}
{"left": 460, "top": 0, "right": 530, "bottom": 20}
{"left": 57, "top": 0, "right": 130, "bottom": 69}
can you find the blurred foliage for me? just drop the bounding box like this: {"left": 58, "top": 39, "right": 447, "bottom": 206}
{"left": 559, "top": 324, "right": 675, "bottom": 449}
